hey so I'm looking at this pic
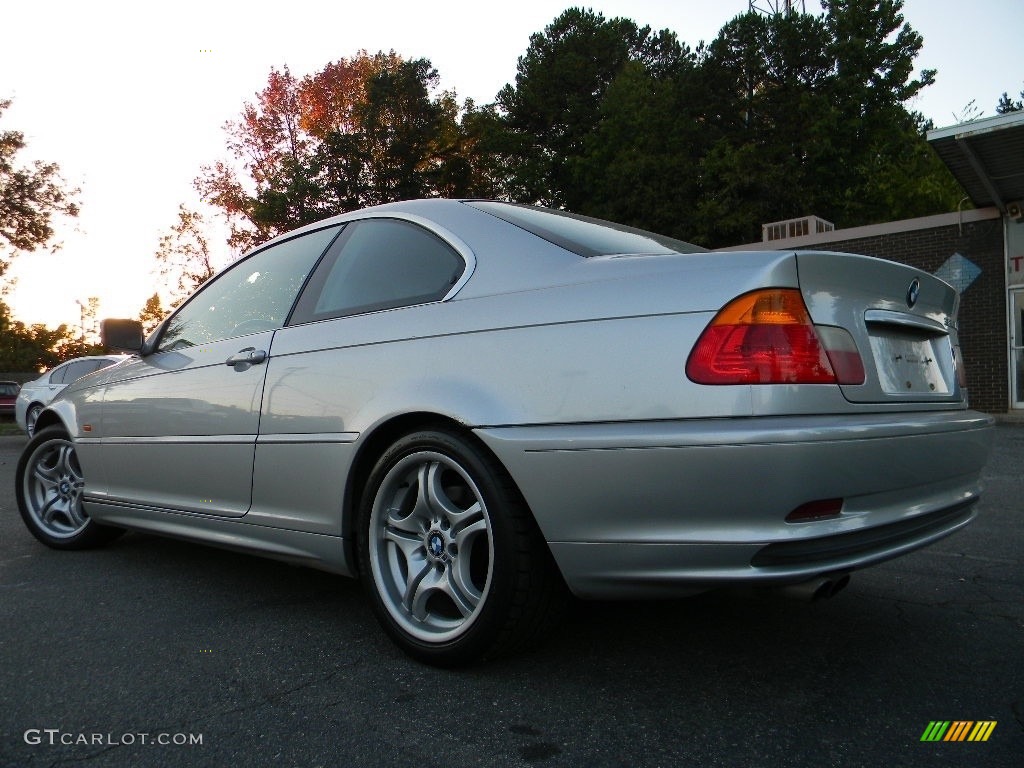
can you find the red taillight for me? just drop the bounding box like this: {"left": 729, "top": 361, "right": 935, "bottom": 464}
{"left": 816, "top": 325, "right": 866, "bottom": 385}
{"left": 686, "top": 289, "right": 865, "bottom": 385}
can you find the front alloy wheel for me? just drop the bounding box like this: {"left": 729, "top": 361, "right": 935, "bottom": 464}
{"left": 358, "top": 429, "right": 564, "bottom": 666}
{"left": 26, "top": 404, "right": 43, "bottom": 437}
{"left": 16, "top": 426, "right": 123, "bottom": 549}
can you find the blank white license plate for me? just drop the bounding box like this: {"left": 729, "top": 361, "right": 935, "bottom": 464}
{"left": 869, "top": 333, "right": 952, "bottom": 395}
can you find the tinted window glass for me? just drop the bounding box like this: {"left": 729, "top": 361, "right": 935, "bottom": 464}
{"left": 48, "top": 364, "right": 70, "bottom": 385}
{"left": 62, "top": 360, "right": 101, "bottom": 383}
{"left": 0, "top": 383, "right": 18, "bottom": 396}
{"left": 158, "top": 226, "right": 340, "bottom": 351}
{"left": 292, "top": 219, "right": 464, "bottom": 323}
{"left": 466, "top": 201, "right": 704, "bottom": 257}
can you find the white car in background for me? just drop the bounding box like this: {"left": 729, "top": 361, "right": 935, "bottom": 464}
{"left": 15, "top": 355, "right": 127, "bottom": 436}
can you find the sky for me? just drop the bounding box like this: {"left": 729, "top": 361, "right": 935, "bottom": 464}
{"left": 2, "top": 0, "right": 1021, "bottom": 330}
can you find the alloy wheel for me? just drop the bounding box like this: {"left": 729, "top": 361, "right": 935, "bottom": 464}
{"left": 21, "top": 434, "right": 89, "bottom": 539}
{"left": 368, "top": 450, "right": 494, "bottom": 644}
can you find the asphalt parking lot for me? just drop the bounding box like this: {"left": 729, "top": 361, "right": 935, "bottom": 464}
{"left": 0, "top": 425, "right": 1021, "bottom": 768}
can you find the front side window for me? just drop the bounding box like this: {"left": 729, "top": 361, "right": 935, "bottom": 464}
{"left": 158, "top": 226, "right": 341, "bottom": 351}
{"left": 291, "top": 218, "right": 465, "bottom": 324}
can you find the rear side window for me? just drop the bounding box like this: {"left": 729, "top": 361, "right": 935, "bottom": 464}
{"left": 61, "top": 360, "right": 103, "bottom": 383}
{"left": 0, "top": 383, "right": 18, "bottom": 396}
{"left": 48, "top": 364, "right": 70, "bottom": 385}
{"left": 291, "top": 218, "right": 464, "bottom": 323}
{"left": 466, "top": 200, "right": 705, "bottom": 257}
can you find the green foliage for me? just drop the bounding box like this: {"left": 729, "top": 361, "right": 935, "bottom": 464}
{"left": 0, "top": 99, "right": 80, "bottom": 278}
{"left": 0, "top": 103, "right": 86, "bottom": 370}
{"left": 489, "top": 1, "right": 963, "bottom": 247}
{"left": 996, "top": 86, "right": 1023, "bottom": 114}
{"left": 0, "top": 300, "right": 99, "bottom": 372}
{"left": 494, "top": 8, "right": 688, "bottom": 209}
{"left": 569, "top": 58, "right": 706, "bottom": 239}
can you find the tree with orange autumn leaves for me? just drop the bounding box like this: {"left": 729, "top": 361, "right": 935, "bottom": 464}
{"left": 196, "top": 51, "right": 498, "bottom": 253}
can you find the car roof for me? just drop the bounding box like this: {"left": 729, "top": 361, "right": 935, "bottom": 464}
{"left": 241, "top": 199, "right": 706, "bottom": 303}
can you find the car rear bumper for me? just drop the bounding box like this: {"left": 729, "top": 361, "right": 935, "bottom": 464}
{"left": 475, "top": 411, "right": 994, "bottom": 598}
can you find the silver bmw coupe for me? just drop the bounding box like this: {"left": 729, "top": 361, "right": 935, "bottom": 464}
{"left": 16, "top": 199, "right": 994, "bottom": 665}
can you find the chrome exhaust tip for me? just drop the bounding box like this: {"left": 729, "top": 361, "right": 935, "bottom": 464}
{"left": 779, "top": 572, "right": 851, "bottom": 602}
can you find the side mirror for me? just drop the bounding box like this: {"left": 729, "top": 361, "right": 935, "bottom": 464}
{"left": 100, "top": 319, "right": 144, "bottom": 353}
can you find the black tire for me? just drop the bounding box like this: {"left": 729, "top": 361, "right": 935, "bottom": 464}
{"left": 356, "top": 427, "right": 565, "bottom": 667}
{"left": 16, "top": 425, "right": 124, "bottom": 550}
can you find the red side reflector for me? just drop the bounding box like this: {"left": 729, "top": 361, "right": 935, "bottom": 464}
{"left": 785, "top": 499, "right": 844, "bottom": 522}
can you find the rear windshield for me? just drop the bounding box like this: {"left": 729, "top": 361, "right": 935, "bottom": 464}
{"left": 465, "top": 201, "right": 704, "bottom": 258}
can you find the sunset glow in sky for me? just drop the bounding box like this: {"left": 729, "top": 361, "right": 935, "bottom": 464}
{"left": 2, "top": 0, "right": 1020, "bottom": 331}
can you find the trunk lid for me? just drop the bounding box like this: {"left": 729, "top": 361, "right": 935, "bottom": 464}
{"left": 796, "top": 251, "right": 964, "bottom": 405}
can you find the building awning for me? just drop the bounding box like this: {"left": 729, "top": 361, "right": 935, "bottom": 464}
{"left": 928, "top": 111, "right": 1024, "bottom": 212}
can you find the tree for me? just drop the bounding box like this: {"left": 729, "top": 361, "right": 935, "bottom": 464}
{"left": 0, "top": 300, "right": 97, "bottom": 372}
{"left": 138, "top": 293, "right": 166, "bottom": 335}
{"left": 197, "top": 64, "right": 316, "bottom": 252}
{"left": 0, "top": 99, "right": 80, "bottom": 279}
{"left": 155, "top": 205, "right": 217, "bottom": 306}
{"left": 485, "top": 2, "right": 962, "bottom": 246}
{"left": 1, "top": 99, "right": 83, "bottom": 369}
{"left": 690, "top": 0, "right": 961, "bottom": 246}
{"left": 197, "top": 52, "right": 488, "bottom": 252}
{"left": 996, "top": 87, "right": 1023, "bottom": 114}
{"left": 492, "top": 8, "right": 688, "bottom": 209}
{"left": 568, "top": 56, "right": 707, "bottom": 239}
{"left": 312, "top": 56, "right": 451, "bottom": 207}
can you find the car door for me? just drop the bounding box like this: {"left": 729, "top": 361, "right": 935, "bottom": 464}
{"left": 95, "top": 224, "right": 342, "bottom": 517}
{"left": 249, "top": 217, "right": 469, "bottom": 533}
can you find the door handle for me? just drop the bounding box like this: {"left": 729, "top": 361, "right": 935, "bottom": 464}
{"left": 225, "top": 348, "right": 267, "bottom": 366}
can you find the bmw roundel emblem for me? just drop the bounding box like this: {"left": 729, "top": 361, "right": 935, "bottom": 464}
{"left": 907, "top": 278, "right": 921, "bottom": 308}
{"left": 429, "top": 533, "right": 444, "bottom": 557}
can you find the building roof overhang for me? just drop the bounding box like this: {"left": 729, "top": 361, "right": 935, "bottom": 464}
{"left": 928, "top": 111, "right": 1024, "bottom": 213}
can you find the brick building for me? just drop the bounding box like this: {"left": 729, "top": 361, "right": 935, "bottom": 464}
{"left": 724, "top": 111, "right": 1024, "bottom": 414}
